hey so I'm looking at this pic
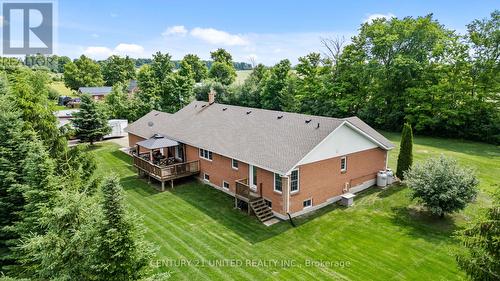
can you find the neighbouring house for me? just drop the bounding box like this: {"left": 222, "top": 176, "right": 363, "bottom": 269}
{"left": 78, "top": 80, "right": 138, "bottom": 100}
{"left": 126, "top": 93, "right": 394, "bottom": 222}
{"left": 78, "top": 86, "right": 113, "bottom": 100}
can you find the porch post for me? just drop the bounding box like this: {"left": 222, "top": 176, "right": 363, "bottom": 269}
{"left": 161, "top": 181, "right": 165, "bottom": 192}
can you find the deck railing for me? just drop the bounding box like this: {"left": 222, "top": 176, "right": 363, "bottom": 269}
{"left": 133, "top": 155, "right": 200, "bottom": 181}
{"left": 235, "top": 178, "right": 260, "bottom": 202}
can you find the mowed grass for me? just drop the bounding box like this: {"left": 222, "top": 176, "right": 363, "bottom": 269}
{"left": 91, "top": 134, "right": 499, "bottom": 281}
{"left": 50, "top": 81, "right": 76, "bottom": 97}
{"left": 234, "top": 70, "right": 252, "bottom": 85}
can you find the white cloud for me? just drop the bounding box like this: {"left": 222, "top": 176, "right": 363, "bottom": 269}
{"left": 0, "top": 16, "right": 3, "bottom": 27}
{"left": 363, "top": 13, "right": 395, "bottom": 23}
{"left": 83, "top": 43, "right": 145, "bottom": 59}
{"left": 84, "top": 46, "right": 113, "bottom": 59}
{"left": 114, "top": 43, "right": 144, "bottom": 56}
{"left": 162, "top": 25, "right": 188, "bottom": 36}
{"left": 190, "top": 27, "right": 248, "bottom": 46}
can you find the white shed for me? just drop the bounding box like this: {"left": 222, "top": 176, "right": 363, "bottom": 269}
{"left": 105, "top": 119, "right": 128, "bottom": 138}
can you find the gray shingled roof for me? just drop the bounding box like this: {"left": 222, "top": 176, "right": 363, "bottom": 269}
{"left": 136, "top": 134, "right": 179, "bottom": 149}
{"left": 126, "top": 101, "right": 394, "bottom": 174}
{"left": 78, "top": 87, "right": 113, "bottom": 95}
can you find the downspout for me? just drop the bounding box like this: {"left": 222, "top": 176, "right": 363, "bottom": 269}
{"left": 286, "top": 174, "right": 295, "bottom": 227}
{"left": 385, "top": 150, "right": 389, "bottom": 170}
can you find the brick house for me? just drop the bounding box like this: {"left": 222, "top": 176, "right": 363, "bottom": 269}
{"left": 78, "top": 86, "right": 112, "bottom": 100}
{"left": 126, "top": 93, "right": 394, "bottom": 222}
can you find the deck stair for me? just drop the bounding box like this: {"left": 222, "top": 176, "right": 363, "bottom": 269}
{"left": 250, "top": 198, "right": 274, "bottom": 222}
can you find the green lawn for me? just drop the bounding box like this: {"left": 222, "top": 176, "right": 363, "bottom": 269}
{"left": 235, "top": 70, "right": 252, "bottom": 85}
{"left": 50, "top": 81, "right": 76, "bottom": 97}
{"left": 91, "top": 134, "right": 499, "bottom": 280}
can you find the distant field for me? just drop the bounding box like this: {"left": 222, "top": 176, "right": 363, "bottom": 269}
{"left": 235, "top": 70, "right": 252, "bottom": 85}
{"left": 91, "top": 133, "right": 499, "bottom": 280}
{"left": 50, "top": 81, "right": 76, "bottom": 97}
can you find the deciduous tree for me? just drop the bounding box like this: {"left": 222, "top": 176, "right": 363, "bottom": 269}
{"left": 63, "top": 55, "right": 104, "bottom": 90}
{"left": 180, "top": 54, "right": 208, "bottom": 82}
{"left": 404, "top": 155, "right": 478, "bottom": 217}
{"left": 209, "top": 48, "right": 236, "bottom": 85}
{"left": 102, "top": 55, "right": 136, "bottom": 86}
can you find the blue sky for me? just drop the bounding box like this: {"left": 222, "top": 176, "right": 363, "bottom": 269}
{"left": 54, "top": 0, "right": 497, "bottom": 64}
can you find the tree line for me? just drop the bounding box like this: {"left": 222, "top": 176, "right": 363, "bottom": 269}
{"left": 0, "top": 64, "right": 158, "bottom": 280}
{"left": 99, "top": 12, "right": 499, "bottom": 144}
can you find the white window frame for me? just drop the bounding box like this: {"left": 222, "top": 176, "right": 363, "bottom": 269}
{"left": 303, "top": 198, "right": 312, "bottom": 209}
{"left": 273, "top": 173, "right": 282, "bottom": 193}
{"left": 290, "top": 169, "right": 299, "bottom": 193}
{"left": 231, "top": 159, "right": 238, "bottom": 170}
{"left": 222, "top": 180, "right": 230, "bottom": 190}
{"left": 340, "top": 156, "right": 347, "bottom": 172}
{"left": 199, "top": 148, "right": 213, "bottom": 161}
{"left": 203, "top": 173, "right": 210, "bottom": 182}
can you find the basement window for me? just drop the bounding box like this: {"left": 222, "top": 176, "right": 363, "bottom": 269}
{"left": 203, "top": 173, "right": 210, "bottom": 182}
{"left": 199, "top": 148, "right": 213, "bottom": 161}
{"left": 303, "top": 199, "right": 312, "bottom": 209}
{"left": 340, "top": 156, "right": 347, "bottom": 172}
{"left": 222, "top": 181, "right": 230, "bottom": 190}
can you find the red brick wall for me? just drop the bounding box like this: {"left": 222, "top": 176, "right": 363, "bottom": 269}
{"left": 185, "top": 144, "right": 285, "bottom": 215}
{"left": 257, "top": 167, "right": 285, "bottom": 215}
{"left": 128, "top": 133, "right": 147, "bottom": 153}
{"left": 288, "top": 147, "right": 387, "bottom": 213}
{"left": 129, "top": 133, "right": 385, "bottom": 217}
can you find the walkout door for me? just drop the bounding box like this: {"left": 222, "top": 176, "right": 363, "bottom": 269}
{"left": 249, "top": 165, "right": 257, "bottom": 191}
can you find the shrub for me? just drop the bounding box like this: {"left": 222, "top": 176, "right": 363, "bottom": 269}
{"left": 404, "top": 155, "right": 478, "bottom": 217}
{"left": 396, "top": 123, "right": 413, "bottom": 179}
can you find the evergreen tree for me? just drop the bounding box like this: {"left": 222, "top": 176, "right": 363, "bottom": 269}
{"left": 0, "top": 97, "right": 35, "bottom": 269}
{"left": 396, "top": 123, "right": 413, "bottom": 179}
{"left": 93, "top": 176, "right": 153, "bottom": 281}
{"left": 17, "top": 189, "right": 100, "bottom": 280}
{"left": 456, "top": 189, "right": 500, "bottom": 280}
{"left": 72, "top": 95, "right": 111, "bottom": 145}
{"left": 6, "top": 141, "right": 58, "bottom": 276}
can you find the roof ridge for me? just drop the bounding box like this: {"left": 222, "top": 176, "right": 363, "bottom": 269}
{"left": 188, "top": 100, "right": 344, "bottom": 122}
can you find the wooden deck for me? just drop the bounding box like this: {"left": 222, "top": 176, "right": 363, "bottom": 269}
{"left": 133, "top": 154, "right": 200, "bottom": 189}
{"left": 235, "top": 178, "right": 260, "bottom": 203}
